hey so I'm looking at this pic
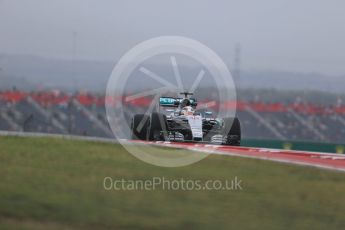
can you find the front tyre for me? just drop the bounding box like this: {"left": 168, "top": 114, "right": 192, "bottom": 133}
{"left": 148, "top": 112, "right": 168, "bottom": 141}
{"left": 131, "top": 114, "right": 149, "bottom": 140}
{"left": 223, "top": 117, "right": 241, "bottom": 146}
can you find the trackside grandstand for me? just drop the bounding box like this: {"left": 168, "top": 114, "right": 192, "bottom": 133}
{"left": 1, "top": 89, "right": 345, "bottom": 146}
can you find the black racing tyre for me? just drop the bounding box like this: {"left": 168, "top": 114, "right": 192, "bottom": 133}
{"left": 223, "top": 117, "right": 241, "bottom": 146}
{"left": 148, "top": 112, "right": 168, "bottom": 141}
{"left": 131, "top": 114, "right": 149, "bottom": 140}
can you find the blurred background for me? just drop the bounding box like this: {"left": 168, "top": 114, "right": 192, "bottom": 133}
{"left": 1, "top": 0, "right": 345, "bottom": 152}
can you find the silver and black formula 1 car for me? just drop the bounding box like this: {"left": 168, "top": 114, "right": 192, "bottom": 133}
{"left": 131, "top": 92, "right": 241, "bottom": 145}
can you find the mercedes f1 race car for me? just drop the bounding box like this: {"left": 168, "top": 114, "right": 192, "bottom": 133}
{"left": 131, "top": 93, "right": 241, "bottom": 145}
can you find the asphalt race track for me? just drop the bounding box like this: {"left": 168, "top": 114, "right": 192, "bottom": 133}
{"left": 129, "top": 140, "right": 345, "bottom": 172}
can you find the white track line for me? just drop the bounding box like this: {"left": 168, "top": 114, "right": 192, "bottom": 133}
{"left": 125, "top": 140, "right": 345, "bottom": 173}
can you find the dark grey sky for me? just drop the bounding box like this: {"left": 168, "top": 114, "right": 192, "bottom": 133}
{"left": 0, "top": 0, "right": 344, "bottom": 75}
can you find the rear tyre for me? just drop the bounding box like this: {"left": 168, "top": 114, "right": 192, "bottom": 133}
{"left": 131, "top": 114, "right": 149, "bottom": 140}
{"left": 148, "top": 112, "right": 168, "bottom": 141}
{"left": 223, "top": 117, "right": 241, "bottom": 146}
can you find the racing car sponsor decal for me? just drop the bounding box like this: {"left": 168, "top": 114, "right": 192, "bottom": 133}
{"left": 187, "top": 115, "right": 203, "bottom": 139}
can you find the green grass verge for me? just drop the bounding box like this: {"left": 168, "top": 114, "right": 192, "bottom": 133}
{"left": 0, "top": 136, "right": 345, "bottom": 230}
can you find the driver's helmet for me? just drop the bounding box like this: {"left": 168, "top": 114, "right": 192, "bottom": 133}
{"left": 180, "top": 98, "right": 191, "bottom": 108}
{"left": 180, "top": 99, "right": 194, "bottom": 115}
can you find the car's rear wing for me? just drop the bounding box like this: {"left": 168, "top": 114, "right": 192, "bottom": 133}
{"left": 159, "top": 97, "right": 197, "bottom": 107}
